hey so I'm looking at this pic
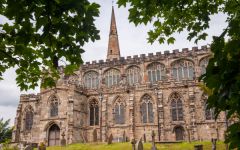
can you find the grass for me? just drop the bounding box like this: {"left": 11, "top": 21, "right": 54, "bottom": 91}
{"left": 43, "top": 141, "right": 226, "bottom": 150}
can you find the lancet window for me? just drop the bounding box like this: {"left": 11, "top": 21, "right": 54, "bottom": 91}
{"left": 170, "top": 93, "right": 183, "bottom": 121}
{"left": 140, "top": 94, "right": 154, "bottom": 123}
{"left": 89, "top": 99, "right": 99, "bottom": 126}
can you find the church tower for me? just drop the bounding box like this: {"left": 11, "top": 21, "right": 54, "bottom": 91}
{"left": 107, "top": 6, "right": 120, "bottom": 60}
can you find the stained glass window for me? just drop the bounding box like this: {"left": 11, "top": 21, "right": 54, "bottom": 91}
{"left": 140, "top": 94, "right": 154, "bottom": 123}
{"left": 25, "top": 106, "right": 33, "bottom": 130}
{"left": 50, "top": 96, "right": 58, "bottom": 117}
{"left": 84, "top": 71, "right": 99, "bottom": 89}
{"left": 104, "top": 69, "right": 121, "bottom": 87}
{"left": 89, "top": 99, "right": 99, "bottom": 126}
{"left": 170, "top": 93, "right": 183, "bottom": 121}
{"left": 126, "top": 66, "right": 141, "bottom": 85}
{"left": 171, "top": 60, "right": 194, "bottom": 81}
{"left": 114, "top": 99, "right": 125, "bottom": 124}
{"left": 147, "top": 62, "right": 165, "bottom": 83}
{"left": 200, "top": 57, "right": 209, "bottom": 75}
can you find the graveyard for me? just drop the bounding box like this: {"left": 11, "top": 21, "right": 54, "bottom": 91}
{"left": 38, "top": 141, "right": 225, "bottom": 150}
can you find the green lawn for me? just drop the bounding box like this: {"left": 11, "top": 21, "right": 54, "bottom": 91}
{"left": 44, "top": 141, "right": 226, "bottom": 150}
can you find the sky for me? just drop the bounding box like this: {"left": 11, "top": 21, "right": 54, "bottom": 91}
{"left": 0, "top": 1, "right": 227, "bottom": 126}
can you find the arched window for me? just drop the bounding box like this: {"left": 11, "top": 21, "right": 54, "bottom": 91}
{"left": 202, "top": 94, "right": 214, "bottom": 120}
{"left": 147, "top": 62, "right": 165, "bottom": 83}
{"left": 170, "top": 93, "right": 183, "bottom": 121}
{"left": 25, "top": 106, "right": 33, "bottom": 130}
{"left": 200, "top": 57, "right": 209, "bottom": 75}
{"left": 140, "top": 94, "right": 154, "bottom": 123}
{"left": 126, "top": 66, "right": 141, "bottom": 85}
{"left": 172, "top": 60, "right": 194, "bottom": 81}
{"left": 89, "top": 99, "right": 99, "bottom": 126}
{"left": 50, "top": 95, "right": 58, "bottom": 117}
{"left": 104, "top": 68, "right": 120, "bottom": 87}
{"left": 84, "top": 71, "right": 99, "bottom": 89}
{"left": 114, "top": 98, "right": 125, "bottom": 124}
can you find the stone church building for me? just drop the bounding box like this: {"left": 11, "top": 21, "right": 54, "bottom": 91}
{"left": 12, "top": 7, "right": 227, "bottom": 146}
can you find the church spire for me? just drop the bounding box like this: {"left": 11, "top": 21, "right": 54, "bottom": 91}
{"left": 107, "top": 6, "right": 120, "bottom": 60}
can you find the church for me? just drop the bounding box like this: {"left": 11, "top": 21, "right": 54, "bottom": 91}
{"left": 12, "top": 7, "right": 227, "bottom": 146}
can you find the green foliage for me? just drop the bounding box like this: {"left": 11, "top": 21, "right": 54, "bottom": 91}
{"left": 118, "top": 0, "right": 240, "bottom": 148}
{"left": 0, "top": 0, "right": 100, "bottom": 90}
{"left": 0, "top": 118, "right": 12, "bottom": 143}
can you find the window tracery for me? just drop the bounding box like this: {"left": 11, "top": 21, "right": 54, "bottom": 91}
{"left": 84, "top": 71, "right": 99, "bottom": 89}
{"left": 50, "top": 95, "right": 58, "bottom": 117}
{"left": 199, "top": 57, "right": 209, "bottom": 75}
{"left": 172, "top": 60, "right": 194, "bottom": 81}
{"left": 25, "top": 106, "right": 34, "bottom": 130}
{"left": 89, "top": 99, "right": 99, "bottom": 126}
{"left": 104, "top": 68, "right": 120, "bottom": 87}
{"left": 147, "top": 62, "right": 165, "bottom": 83}
{"left": 170, "top": 93, "right": 183, "bottom": 121}
{"left": 126, "top": 66, "right": 141, "bottom": 85}
{"left": 114, "top": 98, "right": 125, "bottom": 124}
{"left": 140, "top": 94, "right": 154, "bottom": 123}
{"left": 202, "top": 94, "right": 214, "bottom": 120}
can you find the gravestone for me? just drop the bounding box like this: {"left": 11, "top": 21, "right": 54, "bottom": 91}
{"left": 93, "top": 129, "right": 97, "bottom": 142}
{"left": 151, "top": 131, "right": 157, "bottom": 150}
{"left": 108, "top": 134, "right": 113, "bottom": 144}
{"left": 131, "top": 139, "right": 136, "bottom": 150}
{"left": 123, "top": 131, "right": 126, "bottom": 142}
{"left": 143, "top": 133, "right": 146, "bottom": 143}
{"left": 194, "top": 145, "right": 203, "bottom": 150}
{"left": 211, "top": 138, "right": 217, "bottom": 150}
{"left": 136, "top": 138, "right": 143, "bottom": 150}
{"left": 61, "top": 132, "right": 66, "bottom": 146}
{"left": 24, "top": 145, "right": 32, "bottom": 150}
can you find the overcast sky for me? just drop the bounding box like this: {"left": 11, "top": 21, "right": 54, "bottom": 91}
{"left": 0, "top": 1, "right": 227, "bottom": 125}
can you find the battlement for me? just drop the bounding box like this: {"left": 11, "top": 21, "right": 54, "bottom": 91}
{"left": 20, "top": 93, "right": 40, "bottom": 101}
{"left": 83, "top": 46, "right": 210, "bottom": 68}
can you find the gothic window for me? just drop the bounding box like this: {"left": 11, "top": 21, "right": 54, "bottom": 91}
{"left": 89, "top": 99, "right": 99, "bottom": 126}
{"left": 147, "top": 62, "right": 165, "bottom": 83}
{"left": 84, "top": 71, "right": 99, "bottom": 89}
{"left": 170, "top": 93, "right": 183, "bottom": 121}
{"left": 114, "top": 98, "right": 125, "bottom": 124}
{"left": 172, "top": 60, "right": 194, "bottom": 81}
{"left": 126, "top": 66, "right": 141, "bottom": 85}
{"left": 202, "top": 94, "right": 214, "bottom": 120}
{"left": 25, "top": 106, "right": 33, "bottom": 130}
{"left": 140, "top": 94, "right": 154, "bottom": 123}
{"left": 104, "top": 68, "right": 120, "bottom": 87}
{"left": 50, "top": 95, "right": 58, "bottom": 117}
{"left": 199, "top": 57, "right": 209, "bottom": 75}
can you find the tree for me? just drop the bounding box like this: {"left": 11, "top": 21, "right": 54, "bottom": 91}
{"left": 0, "top": 118, "right": 12, "bottom": 143}
{"left": 117, "top": 0, "right": 240, "bottom": 148}
{"left": 0, "top": 0, "right": 100, "bottom": 90}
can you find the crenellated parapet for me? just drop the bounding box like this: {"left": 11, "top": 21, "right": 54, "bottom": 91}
{"left": 20, "top": 94, "right": 40, "bottom": 102}
{"left": 82, "top": 46, "right": 210, "bottom": 69}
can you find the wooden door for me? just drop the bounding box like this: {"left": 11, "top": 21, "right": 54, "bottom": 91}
{"left": 175, "top": 126, "right": 184, "bottom": 141}
{"left": 48, "top": 124, "right": 60, "bottom": 146}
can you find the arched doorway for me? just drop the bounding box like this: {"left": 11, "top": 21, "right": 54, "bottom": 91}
{"left": 174, "top": 126, "right": 184, "bottom": 141}
{"left": 48, "top": 124, "right": 60, "bottom": 146}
